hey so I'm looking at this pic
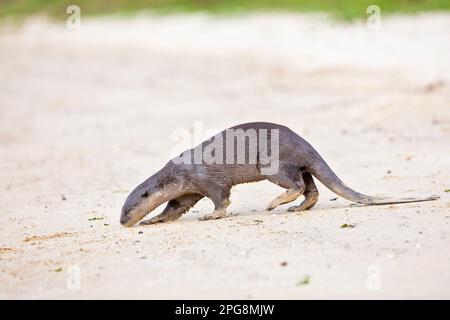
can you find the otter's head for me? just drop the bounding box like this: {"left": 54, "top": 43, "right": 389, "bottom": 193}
{"left": 120, "top": 168, "right": 181, "bottom": 227}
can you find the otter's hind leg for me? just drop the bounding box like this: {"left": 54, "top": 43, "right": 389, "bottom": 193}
{"left": 140, "top": 194, "right": 203, "bottom": 225}
{"left": 265, "top": 169, "right": 305, "bottom": 211}
{"left": 288, "top": 173, "right": 319, "bottom": 212}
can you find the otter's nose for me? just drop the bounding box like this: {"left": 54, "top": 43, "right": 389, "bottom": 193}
{"left": 120, "top": 206, "right": 132, "bottom": 226}
{"left": 119, "top": 214, "right": 129, "bottom": 226}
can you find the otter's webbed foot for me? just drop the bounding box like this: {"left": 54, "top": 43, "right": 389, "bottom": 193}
{"left": 139, "top": 216, "right": 166, "bottom": 225}
{"left": 287, "top": 173, "right": 319, "bottom": 212}
{"left": 198, "top": 208, "right": 228, "bottom": 221}
{"left": 266, "top": 188, "right": 303, "bottom": 211}
{"left": 140, "top": 194, "right": 203, "bottom": 226}
{"left": 198, "top": 198, "right": 231, "bottom": 221}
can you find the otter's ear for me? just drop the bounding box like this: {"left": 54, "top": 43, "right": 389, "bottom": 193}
{"left": 141, "top": 191, "right": 149, "bottom": 198}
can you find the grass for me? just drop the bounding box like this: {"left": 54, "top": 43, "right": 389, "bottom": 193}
{"left": 0, "top": 0, "right": 449, "bottom": 20}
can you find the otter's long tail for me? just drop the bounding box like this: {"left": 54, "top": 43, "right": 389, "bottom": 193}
{"left": 307, "top": 154, "right": 439, "bottom": 205}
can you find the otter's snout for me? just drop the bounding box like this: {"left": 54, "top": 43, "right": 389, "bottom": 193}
{"left": 120, "top": 204, "right": 136, "bottom": 227}
{"left": 120, "top": 183, "right": 166, "bottom": 227}
{"left": 120, "top": 171, "right": 178, "bottom": 227}
{"left": 120, "top": 189, "right": 146, "bottom": 227}
{"left": 119, "top": 208, "right": 132, "bottom": 226}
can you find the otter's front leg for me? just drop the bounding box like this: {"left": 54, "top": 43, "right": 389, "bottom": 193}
{"left": 198, "top": 185, "right": 231, "bottom": 221}
{"left": 140, "top": 194, "right": 203, "bottom": 225}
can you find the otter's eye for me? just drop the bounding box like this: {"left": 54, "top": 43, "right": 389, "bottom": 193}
{"left": 141, "top": 191, "right": 149, "bottom": 198}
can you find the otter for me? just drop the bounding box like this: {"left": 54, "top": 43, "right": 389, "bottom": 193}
{"left": 120, "top": 122, "right": 439, "bottom": 227}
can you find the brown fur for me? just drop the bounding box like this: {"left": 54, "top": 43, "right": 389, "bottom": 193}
{"left": 120, "top": 122, "right": 439, "bottom": 226}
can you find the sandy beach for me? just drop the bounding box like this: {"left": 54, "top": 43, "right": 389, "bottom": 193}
{"left": 0, "top": 13, "right": 449, "bottom": 299}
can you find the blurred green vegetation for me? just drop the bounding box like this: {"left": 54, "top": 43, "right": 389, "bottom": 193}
{"left": 1, "top": 0, "right": 449, "bottom": 20}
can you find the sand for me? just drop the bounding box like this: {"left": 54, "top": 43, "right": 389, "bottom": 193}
{"left": 0, "top": 12, "right": 449, "bottom": 299}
